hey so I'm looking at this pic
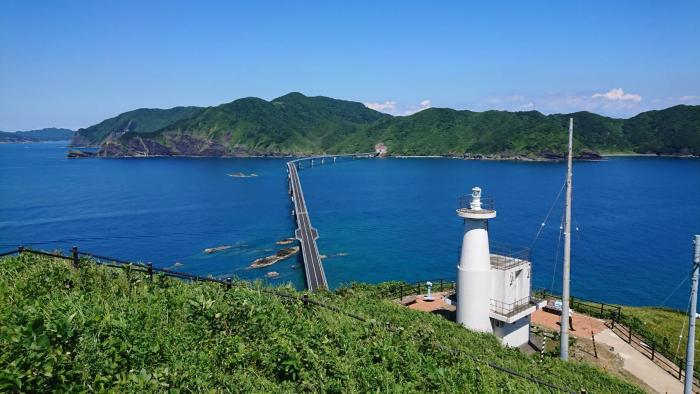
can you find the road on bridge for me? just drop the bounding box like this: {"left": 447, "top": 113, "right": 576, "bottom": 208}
{"left": 287, "top": 161, "right": 327, "bottom": 292}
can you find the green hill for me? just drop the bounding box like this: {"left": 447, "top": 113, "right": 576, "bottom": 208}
{"left": 70, "top": 106, "right": 203, "bottom": 147}
{"left": 0, "top": 128, "right": 74, "bottom": 143}
{"left": 99, "top": 93, "right": 388, "bottom": 156}
{"left": 69, "top": 93, "right": 700, "bottom": 158}
{"left": 623, "top": 105, "right": 700, "bottom": 155}
{"left": 0, "top": 252, "right": 642, "bottom": 392}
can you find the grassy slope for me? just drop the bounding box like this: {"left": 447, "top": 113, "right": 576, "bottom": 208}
{"left": 620, "top": 306, "right": 696, "bottom": 361}
{"left": 0, "top": 254, "right": 641, "bottom": 392}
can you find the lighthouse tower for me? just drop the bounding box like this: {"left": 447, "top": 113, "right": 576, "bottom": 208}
{"left": 456, "top": 187, "right": 496, "bottom": 333}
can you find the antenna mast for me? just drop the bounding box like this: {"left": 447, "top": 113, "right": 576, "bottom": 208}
{"left": 560, "top": 118, "right": 574, "bottom": 361}
{"left": 684, "top": 235, "right": 700, "bottom": 393}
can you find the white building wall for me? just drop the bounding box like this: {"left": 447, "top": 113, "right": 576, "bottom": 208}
{"left": 456, "top": 218, "right": 493, "bottom": 333}
{"left": 490, "top": 262, "right": 532, "bottom": 306}
{"left": 491, "top": 316, "right": 531, "bottom": 347}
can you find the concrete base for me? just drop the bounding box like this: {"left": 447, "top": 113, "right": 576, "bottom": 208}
{"left": 492, "top": 316, "right": 530, "bottom": 347}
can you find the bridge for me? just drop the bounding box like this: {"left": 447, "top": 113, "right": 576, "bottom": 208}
{"left": 287, "top": 153, "right": 375, "bottom": 291}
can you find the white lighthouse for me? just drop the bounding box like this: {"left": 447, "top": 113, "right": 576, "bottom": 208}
{"left": 456, "top": 186, "right": 540, "bottom": 347}
{"left": 456, "top": 187, "right": 495, "bottom": 332}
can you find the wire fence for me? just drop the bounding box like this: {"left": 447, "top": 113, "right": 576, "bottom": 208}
{"left": 0, "top": 246, "right": 584, "bottom": 393}
{"left": 534, "top": 288, "right": 700, "bottom": 390}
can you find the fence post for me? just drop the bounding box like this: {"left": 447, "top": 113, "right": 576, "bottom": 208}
{"left": 591, "top": 330, "right": 598, "bottom": 358}
{"left": 440, "top": 279, "right": 444, "bottom": 292}
{"left": 628, "top": 326, "right": 632, "bottom": 344}
{"left": 226, "top": 277, "right": 232, "bottom": 290}
{"left": 400, "top": 284, "right": 404, "bottom": 302}
{"left": 651, "top": 341, "right": 655, "bottom": 361}
{"left": 571, "top": 296, "right": 575, "bottom": 308}
{"left": 147, "top": 263, "right": 153, "bottom": 281}
{"left": 302, "top": 293, "right": 309, "bottom": 308}
{"left": 18, "top": 245, "right": 24, "bottom": 254}
{"left": 679, "top": 358, "right": 683, "bottom": 380}
{"left": 71, "top": 246, "right": 79, "bottom": 268}
{"left": 600, "top": 303, "right": 604, "bottom": 316}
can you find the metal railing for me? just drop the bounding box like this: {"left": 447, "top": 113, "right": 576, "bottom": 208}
{"left": 458, "top": 195, "right": 495, "bottom": 211}
{"left": 490, "top": 243, "right": 532, "bottom": 270}
{"left": 490, "top": 296, "right": 534, "bottom": 318}
{"left": 379, "top": 278, "right": 457, "bottom": 302}
{"left": 453, "top": 242, "right": 531, "bottom": 270}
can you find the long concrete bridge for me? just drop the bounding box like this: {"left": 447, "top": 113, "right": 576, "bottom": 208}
{"left": 287, "top": 153, "right": 375, "bottom": 291}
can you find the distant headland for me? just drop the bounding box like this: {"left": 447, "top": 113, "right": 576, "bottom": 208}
{"left": 0, "top": 128, "right": 74, "bottom": 143}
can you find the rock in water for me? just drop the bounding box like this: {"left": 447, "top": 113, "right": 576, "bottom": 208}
{"left": 266, "top": 271, "right": 280, "bottom": 278}
{"left": 250, "top": 246, "right": 300, "bottom": 268}
{"left": 203, "top": 245, "right": 232, "bottom": 254}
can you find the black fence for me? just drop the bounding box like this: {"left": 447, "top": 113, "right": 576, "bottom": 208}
{"left": 533, "top": 288, "right": 700, "bottom": 389}
{"left": 380, "top": 278, "right": 457, "bottom": 302}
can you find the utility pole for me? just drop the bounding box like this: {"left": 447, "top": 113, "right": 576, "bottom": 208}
{"left": 560, "top": 118, "right": 574, "bottom": 361}
{"left": 684, "top": 235, "right": 700, "bottom": 393}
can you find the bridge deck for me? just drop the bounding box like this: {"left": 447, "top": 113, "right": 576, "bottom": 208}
{"left": 287, "top": 162, "right": 327, "bottom": 291}
{"left": 287, "top": 153, "right": 375, "bottom": 292}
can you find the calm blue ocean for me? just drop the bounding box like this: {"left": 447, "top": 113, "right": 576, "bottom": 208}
{"left": 1, "top": 142, "right": 698, "bottom": 309}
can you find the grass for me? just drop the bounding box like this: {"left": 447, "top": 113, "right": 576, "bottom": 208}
{"left": 619, "top": 306, "right": 695, "bottom": 361}
{"left": 0, "top": 253, "right": 644, "bottom": 392}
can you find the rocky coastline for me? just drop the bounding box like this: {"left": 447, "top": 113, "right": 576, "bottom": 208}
{"left": 68, "top": 136, "right": 697, "bottom": 162}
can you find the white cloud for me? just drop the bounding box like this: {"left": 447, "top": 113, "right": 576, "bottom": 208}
{"left": 592, "top": 88, "right": 642, "bottom": 102}
{"left": 518, "top": 102, "right": 536, "bottom": 111}
{"left": 679, "top": 95, "right": 698, "bottom": 101}
{"left": 364, "top": 99, "right": 432, "bottom": 116}
{"left": 364, "top": 100, "right": 397, "bottom": 112}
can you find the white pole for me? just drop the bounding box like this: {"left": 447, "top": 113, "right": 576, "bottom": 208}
{"left": 684, "top": 235, "right": 700, "bottom": 393}
{"left": 560, "top": 118, "right": 574, "bottom": 361}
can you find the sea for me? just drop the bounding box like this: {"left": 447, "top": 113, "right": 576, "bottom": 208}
{"left": 1, "top": 141, "right": 698, "bottom": 310}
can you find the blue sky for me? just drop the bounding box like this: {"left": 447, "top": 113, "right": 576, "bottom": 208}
{"left": 1, "top": 1, "right": 699, "bottom": 130}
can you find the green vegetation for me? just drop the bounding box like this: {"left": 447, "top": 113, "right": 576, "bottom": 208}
{"left": 71, "top": 106, "right": 202, "bottom": 146}
{"left": 143, "top": 92, "right": 388, "bottom": 153}
{"left": 623, "top": 105, "right": 700, "bottom": 155}
{"left": 619, "top": 306, "right": 696, "bottom": 362}
{"left": 0, "top": 253, "right": 642, "bottom": 392}
{"left": 0, "top": 128, "right": 74, "bottom": 143}
{"left": 70, "top": 92, "right": 700, "bottom": 158}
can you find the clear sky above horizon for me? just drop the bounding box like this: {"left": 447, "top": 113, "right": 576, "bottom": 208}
{"left": 1, "top": 1, "right": 699, "bottom": 130}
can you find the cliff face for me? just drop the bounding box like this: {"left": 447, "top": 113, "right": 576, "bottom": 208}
{"left": 98, "top": 134, "right": 294, "bottom": 157}
{"left": 71, "top": 106, "right": 203, "bottom": 147}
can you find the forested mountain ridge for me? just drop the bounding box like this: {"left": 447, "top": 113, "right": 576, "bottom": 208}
{"left": 0, "top": 128, "right": 74, "bottom": 143}
{"left": 68, "top": 93, "right": 700, "bottom": 158}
